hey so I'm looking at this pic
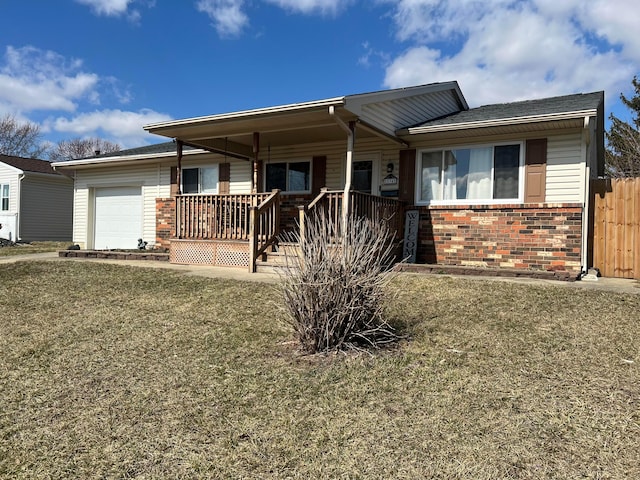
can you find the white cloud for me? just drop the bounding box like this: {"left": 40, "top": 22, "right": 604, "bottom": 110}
{"left": 196, "top": 0, "right": 249, "bottom": 37}
{"left": 0, "top": 45, "right": 166, "bottom": 148}
{"left": 49, "top": 109, "right": 173, "bottom": 148}
{"left": 0, "top": 46, "right": 99, "bottom": 113}
{"left": 382, "top": 0, "right": 638, "bottom": 108}
{"left": 75, "top": 0, "right": 135, "bottom": 16}
{"left": 264, "top": 0, "right": 354, "bottom": 15}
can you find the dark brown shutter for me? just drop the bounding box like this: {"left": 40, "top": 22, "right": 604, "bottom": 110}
{"left": 219, "top": 163, "right": 230, "bottom": 195}
{"left": 398, "top": 149, "right": 416, "bottom": 204}
{"left": 525, "top": 139, "right": 547, "bottom": 203}
{"left": 311, "top": 155, "right": 326, "bottom": 196}
{"left": 170, "top": 166, "right": 178, "bottom": 196}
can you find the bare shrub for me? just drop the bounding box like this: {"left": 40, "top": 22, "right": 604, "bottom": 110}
{"left": 278, "top": 210, "right": 401, "bottom": 353}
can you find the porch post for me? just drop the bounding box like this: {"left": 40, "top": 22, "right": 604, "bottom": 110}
{"left": 176, "top": 139, "right": 183, "bottom": 194}
{"left": 175, "top": 139, "right": 183, "bottom": 239}
{"left": 342, "top": 121, "right": 356, "bottom": 231}
{"left": 252, "top": 132, "right": 259, "bottom": 194}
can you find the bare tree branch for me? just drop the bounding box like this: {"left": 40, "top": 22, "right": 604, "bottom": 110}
{"left": 49, "top": 137, "right": 121, "bottom": 161}
{"left": 0, "top": 114, "right": 47, "bottom": 158}
{"left": 277, "top": 210, "right": 402, "bottom": 353}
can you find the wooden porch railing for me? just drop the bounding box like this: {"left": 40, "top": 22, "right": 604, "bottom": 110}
{"left": 299, "top": 189, "right": 405, "bottom": 242}
{"left": 176, "top": 192, "right": 274, "bottom": 240}
{"left": 249, "top": 190, "right": 281, "bottom": 272}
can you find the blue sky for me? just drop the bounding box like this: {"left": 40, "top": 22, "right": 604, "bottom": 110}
{"left": 1, "top": 0, "right": 639, "bottom": 149}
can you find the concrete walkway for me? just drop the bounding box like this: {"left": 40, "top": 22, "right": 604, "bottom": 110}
{"left": 2, "top": 251, "right": 640, "bottom": 293}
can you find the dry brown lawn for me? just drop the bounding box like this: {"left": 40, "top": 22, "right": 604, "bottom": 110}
{"left": 0, "top": 241, "right": 69, "bottom": 257}
{"left": 0, "top": 261, "right": 638, "bottom": 478}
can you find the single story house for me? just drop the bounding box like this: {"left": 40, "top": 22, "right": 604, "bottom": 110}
{"left": 53, "top": 82, "right": 604, "bottom": 276}
{"left": 0, "top": 154, "right": 73, "bottom": 242}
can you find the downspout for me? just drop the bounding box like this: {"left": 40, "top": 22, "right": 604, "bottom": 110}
{"left": 16, "top": 173, "right": 24, "bottom": 241}
{"left": 580, "top": 116, "right": 591, "bottom": 277}
{"left": 329, "top": 106, "right": 355, "bottom": 230}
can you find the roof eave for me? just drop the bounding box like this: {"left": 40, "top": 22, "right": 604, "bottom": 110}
{"left": 143, "top": 96, "right": 346, "bottom": 134}
{"left": 400, "top": 109, "right": 598, "bottom": 135}
{"left": 51, "top": 147, "right": 208, "bottom": 169}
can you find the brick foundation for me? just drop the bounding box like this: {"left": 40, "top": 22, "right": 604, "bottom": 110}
{"left": 279, "top": 194, "right": 312, "bottom": 234}
{"left": 415, "top": 203, "right": 583, "bottom": 275}
{"left": 156, "top": 198, "right": 175, "bottom": 250}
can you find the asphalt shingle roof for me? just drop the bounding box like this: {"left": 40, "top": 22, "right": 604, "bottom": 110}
{"left": 415, "top": 91, "right": 604, "bottom": 128}
{"left": 0, "top": 154, "right": 59, "bottom": 174}
{"left": 85, "top": 141, "right": 195, "bottom": 159}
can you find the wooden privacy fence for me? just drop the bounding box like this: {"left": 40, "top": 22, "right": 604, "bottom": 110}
{"left": 591, "top": 177, "right": 640, "bottom": 279}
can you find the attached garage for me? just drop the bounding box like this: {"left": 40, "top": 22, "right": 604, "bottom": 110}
{"left": 94, "top": 186, "right": 142, "bottom": 249}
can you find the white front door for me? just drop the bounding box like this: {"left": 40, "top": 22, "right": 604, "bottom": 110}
{"left": 94, "top": 186, "right": 142, "bottom": 249}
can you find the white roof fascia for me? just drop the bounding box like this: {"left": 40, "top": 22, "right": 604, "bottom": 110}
{"left": 51, "top": 147, "right": 207, "bottom": 169}
{"left": 144, "top": 97, "right": 346, "bottom": 131}
{"left": 402, "top": 109, "right": 598, "bottom": 135}
{"left": 0, "top": 161, "right": 24, "bottom": 175}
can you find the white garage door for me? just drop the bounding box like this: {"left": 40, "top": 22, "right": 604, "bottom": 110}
{"left": 94, "top": 186, "right": 142, "bottom": 250}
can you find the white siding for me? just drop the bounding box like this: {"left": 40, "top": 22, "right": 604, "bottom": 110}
{"left": 0, "top": 163, "right": 19, "bottom": 215}
{"left": 0, "top": 164, "right": 19, "bottom": 240}
{"left": 20, "top": 174, "right": 73, "bottom": 241}
{"left": 229, "top": 161, "right": 251, "bottom": 193}
{"left": 73, "top": 163, "right": 170, "bottom": 248}
{"left": 264, "top": 137, "right": 401, "bottom": 193}
{"left": 546, "top": 133, "right": 585, "bottom": 203}
{"left": 411, "top": 130, "right": 588, "bottom": 205}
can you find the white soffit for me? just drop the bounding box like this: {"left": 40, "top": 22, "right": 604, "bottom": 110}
{"left": 344, "top": 82, "right": 467, "bottom": 135}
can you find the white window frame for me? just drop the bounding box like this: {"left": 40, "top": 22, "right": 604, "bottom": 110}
{"left": 181, "top": 165, "right": 219, "bottom": 195}
{"left": 264, "top": 159, "right": 312, "bottom": 194}
{"left": 1, "top": 184, "right": 9, "bottom": 211}
{"left": 415, "top": 142, "right": 524, "bottom": 206}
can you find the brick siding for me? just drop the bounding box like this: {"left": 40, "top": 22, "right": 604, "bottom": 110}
{"left": 279, "top": 194, "right": 312, "bottom": 234}
{"left": 155, "top": 198, "right": 175, "bottom": 249}
{"left": 415, "top": 203, "right": 583, "bottom": 274}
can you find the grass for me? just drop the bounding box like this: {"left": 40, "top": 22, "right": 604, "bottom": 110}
{"left": 0, "top": 261, "right": 638, "bottom": 478}
{"left": 0, "top": 241, "right": 69, "bottom": 257}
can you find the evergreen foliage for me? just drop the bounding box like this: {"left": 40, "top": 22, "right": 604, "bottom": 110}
{"left": 606, "top": 76, "right": 640, "bottom": 177}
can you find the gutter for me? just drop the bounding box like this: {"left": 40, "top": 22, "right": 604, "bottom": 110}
{"left": 51, "top": 147, "right": 207, "bottom": 169}
{"left": 400, "top": 109, "right": 598, "bottom": 135}
{"left": 144, "top": 97, "right": 346, "bottom": 132}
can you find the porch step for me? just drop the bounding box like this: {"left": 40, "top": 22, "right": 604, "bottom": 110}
{"left": 255, "top": 242, "right": 300, "bottom": 274}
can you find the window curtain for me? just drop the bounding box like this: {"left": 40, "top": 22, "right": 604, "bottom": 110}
{"left": 443, "top": 151, "right": 457, "bottom": 200}
{"left": 200, "top": 167, "right": 219, "bottom": 194}
{"left": 466, "top": 147, "right": 492, "bottom": 199}
{"left": 421, "top": 152, "right": 442, "bottom": 201}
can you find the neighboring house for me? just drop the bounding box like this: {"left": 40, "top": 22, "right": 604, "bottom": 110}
{"left": 53, "top": 82, "right": 604, "bottom": 276}
{"left": 0, "top": 154, "right": 73, "bottom": 242}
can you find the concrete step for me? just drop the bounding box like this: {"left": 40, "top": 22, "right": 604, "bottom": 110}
{"left": 255, "top": 242, "right": 300, "bottom": 273}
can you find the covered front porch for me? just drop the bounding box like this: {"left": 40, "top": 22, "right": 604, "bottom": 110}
{"left": 168, "top": 189, "right": 405, "bottom": 272}
{"left": 143, "top": 87, "right": 437, "bottom": 272}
